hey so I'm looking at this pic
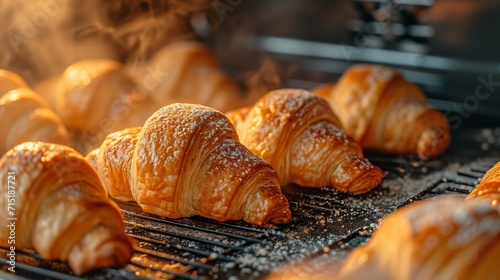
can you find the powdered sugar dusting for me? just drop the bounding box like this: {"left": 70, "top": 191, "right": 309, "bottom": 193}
{"left": 240, "top": 89, "right": 341, "bottom": 183}
{"left": 132, "top": 103, "right": 280, "bottom": 221}
{"left": 290, "top": 121, "right": 354, "bottom": 186}
{"left": 136, "top": 103, "right": 236, "bottom": 180}
{"left": 365, "top": 65, "right": 397, "bottom": 83}
{"left": 206, "top": 139, "right": 265, "bottom": 179}
{"left": 243, "top": 89, "right": 321, "bottom": 155}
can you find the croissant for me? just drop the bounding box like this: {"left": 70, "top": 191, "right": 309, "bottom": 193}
{"left": 0, "top": 88, "right": 70, "bottom": 156}
{"left": 338, "top": 196, "right": 500, "bottom": 280}
{"left": 312, "top": 64, "right": 451, "bottom": 159}
{"left": 55, "top": 59, "right": 158, "bottom": 133}
{"left": 0, "top": 69, "right": 28, "bottom": 95}
{"left": 467, "top": 161, "right": 500, "bottom": 207}
{"left": 0, "top": 142, "right": 133, "bottom": 275}
{"left": 85, "top": 127, "right": 140, "bottom": 202}
{"left": 225, "top": 88, "right": 384, "bottom": 194}
{"left": 87, "top": 103, "right": 292, "bottom": 226}
{"left": 139, "top": 40, "right": 244, "bottom": 113}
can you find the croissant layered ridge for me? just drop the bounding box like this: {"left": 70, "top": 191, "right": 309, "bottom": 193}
{"left": 226, "top": 89, "right": 384, "bottom": 194}
{"left": 88, "top": 104, "right": 292, "bottom": 226}
{"left": 0, "top": 142, "right": 133, "bottom": 275}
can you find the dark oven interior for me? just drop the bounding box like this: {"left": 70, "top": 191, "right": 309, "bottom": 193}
{"left": 1, "top": 0, "right": 500, "bottom": 279}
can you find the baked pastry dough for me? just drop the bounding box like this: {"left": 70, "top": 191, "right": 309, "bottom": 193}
{"left": 87, "top": 103, "right": 292, "bottom": 226}
{"left": 86, "top": 127, "right": 140, "bottom": 202}
{"left": 339, "top": 196, "right": 500, "bottom": 280}
{"left": 56, "top": 59, "right": 158, "bottom": 133}
{"left": 0, "top": 142, "right": 133, "bottom": 275}
{"left": 226, "top": 89, "right": 384, "bottom": 194}
{"left": 467, "top": 161, "right": 500, "bottom": 207}
{"left": 0, "top": 88, "right": 70, "bottom": 155}
{"left": 0, "top": 69, "right": 28, "bottom": 95}
{"left": 312, "top": 64, "right": 451, "bottom": 159}
{"left": 143, "top": 40, "right": 243, "bottom": 112}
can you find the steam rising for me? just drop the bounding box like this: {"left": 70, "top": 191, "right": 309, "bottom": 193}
{"left": 0, "top": 0, "right": 286, "bottom": 110}
{"left": 244, "top": 56, "right": 284, "bottom": 105}
{"left": 0, "top": 0, "right": 213, "bottom": 84}
{"left": 83, "top": 0, "right": 214, "bottom": 62}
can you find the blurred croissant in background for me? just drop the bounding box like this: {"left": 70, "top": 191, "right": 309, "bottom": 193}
{"left": 126, "top": 40, "right": 245, "bottom": 113}
{"left": 313, "top": 64, "right": 451, "bottom": 159}
{"left": 0, "top": 0, "right": 215, "bottom": 84}
{"left": 33, "top": 59, "right": 159, "bottom": 155}
{"left": 0, "top": 70, "right": 70, "bottom": 155}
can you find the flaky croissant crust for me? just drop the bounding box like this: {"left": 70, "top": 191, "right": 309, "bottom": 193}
{"left": 315, "top": 64, "right": 451, "bottom": 159}
{"left": 339, "top": 196, "right": 500, "bottom": 280}
{"left": 0, "top": 88, "right": 70, "bottom": 155}
{"left": 226, "top": 89, "right": 385, "bottom": 194}
{"left": 0, "top": 142, "right": 133, "bottom": 275}
{"left": 88, "top": 104, "right": 292, "bottom": 226}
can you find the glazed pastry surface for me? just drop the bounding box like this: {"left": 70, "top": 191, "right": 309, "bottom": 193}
{"left": 339, "top": 196, "right": 500, "bottom": 280}
{"left": 88, "top": 103, "right": 292, "bottom": 226}
{"left": 226, "top": 88, "right": 384, "bottom": 194}
{"left": 0, "top": 142, "right": 133, "bottom": 275}
{"left": 312, "top": 64, "right": 451, "bottom": 159}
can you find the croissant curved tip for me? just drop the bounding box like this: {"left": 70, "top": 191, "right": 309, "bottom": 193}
{"left": 346, "top": 165, "right": 385, "bottom": 195}
{"left": 68, "top": 229, "right": 133, "bottom": 275}
{"left": 250, "top": 197, "right": 292, "bottom": 226}
{"left": 242, "top": 185, "right": 292, "bottom": 226}
{"left": 416, "top": 127, "right": 451, "bottom": 160}
{"left": 269, "top": 206, "right": 293, "bottom": 225}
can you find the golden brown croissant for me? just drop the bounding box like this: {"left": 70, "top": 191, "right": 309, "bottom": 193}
{"left": 312, "top": 64, "right": 451, "bottom": 159}
{"left": 86, "top": 127, "right": 140, "bottom": 202}
{"left": 0, "top": 69, "right": 28, "bottom": 95}
{"left": 467, "top": 161, "right": 500, "bottom": 207}
{"left": 0, "top": 88, "right": 70, "bottom": 156}
{"left": 225, "top": 89, "right": 385, "bottom": 194}
{"left": 0, "top": 142, "right": 133, "bottom": 275}
{"left": 339, "top": 196, "right": 500, "bottom": 280}
{"left": 55, "top": 59, "right": 158, "bottom": 133}
{"left": 87, "top": 103, "right": 292, "bottom": 226}
{"left": 141, "top": 40, "right": 244, "bottom": 112}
